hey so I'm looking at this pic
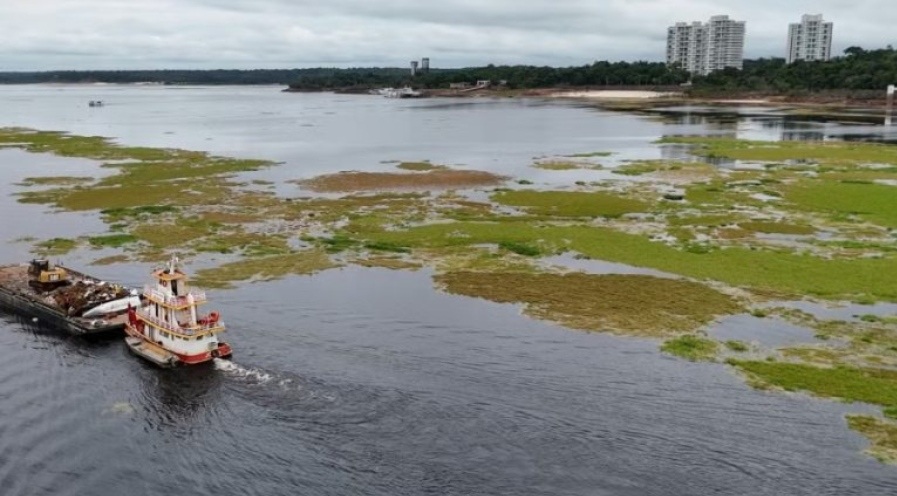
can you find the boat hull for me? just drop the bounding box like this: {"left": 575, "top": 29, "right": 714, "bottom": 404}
{"left": 124, "top": 323, "right": 232, "bottom": 368}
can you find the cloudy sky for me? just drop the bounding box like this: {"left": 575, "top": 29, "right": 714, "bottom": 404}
{"left": 0, "top": 0, "right": 893, "bottom": 70}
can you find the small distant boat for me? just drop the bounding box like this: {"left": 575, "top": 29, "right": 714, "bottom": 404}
{"left": 383, "top": 87, "right": 422, "bottom": 98}
{"left": 88, "top": 100, "right": 104, "bottom": 107}
{"left": 124, "top": 256, "right": 232, "bottom": 368}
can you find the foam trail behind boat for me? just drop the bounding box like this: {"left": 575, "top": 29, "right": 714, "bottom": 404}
{"left": 213, "top": 358, "right": 275, "bottom": 384}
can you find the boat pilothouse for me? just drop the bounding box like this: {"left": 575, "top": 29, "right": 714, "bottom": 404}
{"left": 124, "top": 256, "right": 232, "bottom": 367}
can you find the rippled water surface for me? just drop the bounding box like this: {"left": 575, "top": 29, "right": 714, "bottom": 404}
{"left": 1, "top": 85, "right": 897, "bottom": 495}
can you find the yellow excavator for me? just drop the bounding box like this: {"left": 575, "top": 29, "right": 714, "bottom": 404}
{"left": 28, "top": 259, "right": 69, "bottom": 292}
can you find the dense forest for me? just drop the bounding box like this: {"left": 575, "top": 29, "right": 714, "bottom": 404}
{"left": 1, "top": 46, "right": 894, "bottom": 94}
{"left": 690, "top": 46, "right": 897, "bottom": 94}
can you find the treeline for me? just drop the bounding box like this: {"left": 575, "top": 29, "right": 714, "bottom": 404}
{"left": 0, "top": 63, "right": 691, "bottom": 89}
{"left": 691, "top": 47, "right": 897, "bottom": 94}
{"left": 288, "top": 62, "right": 691, "bottom": 90}
{"left": 2, "top": 46, "right": 894, "bottom": 93}
{"left": 0, "top": 69, "right": 330, "bottom": 85}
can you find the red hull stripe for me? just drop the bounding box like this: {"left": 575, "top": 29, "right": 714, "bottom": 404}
{"left": 125, "top": 324, "right": 232, "bottom": 365}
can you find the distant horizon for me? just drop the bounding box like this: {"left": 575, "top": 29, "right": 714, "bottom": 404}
{"left": 0, "top": 47, "right": 881, "bottom": 74}
{"left": 1, "top": 1, "right": 894, "bottom": 71}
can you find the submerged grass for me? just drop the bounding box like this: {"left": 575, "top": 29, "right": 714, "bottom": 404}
{"left": 661, "top": 335, "right": 720, "bottom": 361}
{"left": 18, "top": 176, "right": 93, "bottom": 186}
{"left": 296, "top": 170, "right": 506, "bottom": 192}
{"left": 785, "top": 181, "right": 897, "bottom": 228}
{"left": 738, "top": 221, "right": 816, "bottom": 235}
{"left": 396, "top": 161, "right": 445, "bottom": 171}
{"left": 363, "top": 221, "right": 897, "bottom": 301}
{"left": 847, "top": 415, "right": 897, "bottom": 464}
{"left": 87, "top": 234, "right": 138, "bottom": 248}
{"left": 730, "top": 361, "right": 897, "bottom": 410}
{"left": 35, "top": 237, "right": 77, "bottom": 256}
{"left": 192, "top": 250, "right": 339, "bottom": 289}
{"left": 660, "top": 136, "right": 897, "bottom": 166}
{"left": 435, "top": 272, "right": 741, "bottom": 336}
{"left": 491, "top": 190, "right": 650, "bottom": 218}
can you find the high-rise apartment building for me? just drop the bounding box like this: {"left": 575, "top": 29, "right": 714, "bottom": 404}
{"left": 667, "top": 15, "right": 745, "bottom": 76}
{"left": 787, "top": 14, "right": 833, "bottom": 64}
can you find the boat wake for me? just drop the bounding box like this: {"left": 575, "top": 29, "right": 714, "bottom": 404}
{"left": 213, "top": 358, "right": 295, "bottom": 387}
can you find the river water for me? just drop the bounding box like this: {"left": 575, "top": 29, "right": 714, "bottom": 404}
{"left": 1, "top": 85, "right": 896, "bottom": 495}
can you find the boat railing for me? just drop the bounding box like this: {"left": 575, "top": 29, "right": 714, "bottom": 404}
{"left": 142, "top": 286, "right": 207, "bottom": 307}
{"left": 138, "top": 312, "right": 224, "bottom": 336}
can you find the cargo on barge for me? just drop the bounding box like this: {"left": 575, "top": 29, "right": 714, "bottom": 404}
{"left": 0, "top": 260, "right": 140, "bottom": 335}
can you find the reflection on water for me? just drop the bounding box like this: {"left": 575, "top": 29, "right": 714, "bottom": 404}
{"left": 646, "top": 105, "right": 897, "bottom": 143}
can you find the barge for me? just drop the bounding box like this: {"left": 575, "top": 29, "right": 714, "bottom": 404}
{"left": 0, "top": 260, "right": 140, "bottom": 335}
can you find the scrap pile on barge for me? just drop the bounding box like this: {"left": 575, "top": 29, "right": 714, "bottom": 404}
{"left": 0, "top": 260, "right": 140, "bottom": 335}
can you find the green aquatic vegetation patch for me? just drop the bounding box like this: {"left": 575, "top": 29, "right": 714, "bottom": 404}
{"left": 194, "top": 233, "right": 292, "bottom": 257}
{"left": 17, "top": 176, "right": 94, "bottom": 186}
{"left": 660, "top": 136, "right": 897, "bottom": 166}
{"left": 35, "top": 237, "right": 77, "bottom": 256}
{"left": 661, "top": 335, "right": 720, "bottom": 361}
{"left": 725, "top": 340, "right": 749, "bottom": 352}
{"left": 566, "top": 151, "right": 613, "bottom": 158}
{"left": 779, "top": 347, "right": 844, "bottom": 365}
{"left": 612, "top": 160, "right": 711, "bottom": 177}
{"left": 87, "top": 234, "right": 138, "bottom": 248}
{"left": 784, "top": 181, "right": 897, "bottom": 228}
{"left": 396, "top": 161, "right": 445, "bottom": 171}
{"left": 362, "top": 221, "right": 897, "bottom": 301}
{"left": 192, "top": 250, "right": 339, "bottom": 289}
{"left": 532, "top": 161, "right": 581, "bottom": 170}
{"left": 731, "top": 361, "right": 897, "bottom": 410}
{"left": 19, "top": 179, "right": 234, "bottom": 211}
{"left": 101, "top": 205, "right": 179, "bottom": 220}
{"left": 498, "top": 241, "right": 542, "bottom": 257}
{"left": 362, "top": 241, "right": 411, "bottom": 253}
{"left": 4, "top": 128, "right": 272, "bottom": 212}
{"left": 847, "top": 415, "right": 897, "bottom": 464}
{"left": 131, "top": 220, "right": 220, "bottom": 250}
{"left": 435, "top": 272, "right": 741, "bottom": 337}
{"left": 683, "top": 182, "right": 762, "bottom": 208}
{"left": 668, "top": 214, "right": 741, "bottom": 227}
{"left": 491, "top": 190, "right": 650, "bottom": 218}
{"left": 738, "top": 221, "right": 816, "bottom": 235}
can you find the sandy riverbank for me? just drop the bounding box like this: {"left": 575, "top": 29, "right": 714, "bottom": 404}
{"left": 550, "top": 90, "right": 683, "bottom": 100}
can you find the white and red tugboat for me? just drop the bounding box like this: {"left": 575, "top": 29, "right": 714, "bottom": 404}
{"left": 125, "top": 257, "right": 232, "bottom": 368}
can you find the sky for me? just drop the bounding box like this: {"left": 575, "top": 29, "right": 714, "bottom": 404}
{"left": 0, "top": 0, "right": 893, "bottom": 71}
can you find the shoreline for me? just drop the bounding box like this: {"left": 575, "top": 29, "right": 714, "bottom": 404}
{"left": 282, "top": 85, "right": 894, "bottom": 114}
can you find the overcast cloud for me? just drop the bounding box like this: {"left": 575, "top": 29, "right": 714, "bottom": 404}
{"left": 0, "top": 0, "right": 894, "bottom": 70}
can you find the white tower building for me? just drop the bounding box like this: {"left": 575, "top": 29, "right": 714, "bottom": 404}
{"left": 667, "top": 15, "right": 745, "bottom": 76}
{"left": 787, "top": 14, "right": 833, "bottom": 64}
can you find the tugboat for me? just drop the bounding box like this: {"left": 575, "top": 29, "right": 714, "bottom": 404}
{"left": 124, "top": 257, "right": 232, "bottom": 368}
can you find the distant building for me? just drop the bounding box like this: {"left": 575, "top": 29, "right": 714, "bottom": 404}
{"left": 667, "top": 21, "right": 707, "bottom": 75}
{"left": 421, "top": 57, "right": 430, "bottom": 73}
{"left": 667, "top": 15, "right": 745, "bottom": 76}
{"left": 410, "top": 61, "right": 419, "bottom": 76}
{"left": 787, "top": 14, "right": 833, "bottom": 64}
